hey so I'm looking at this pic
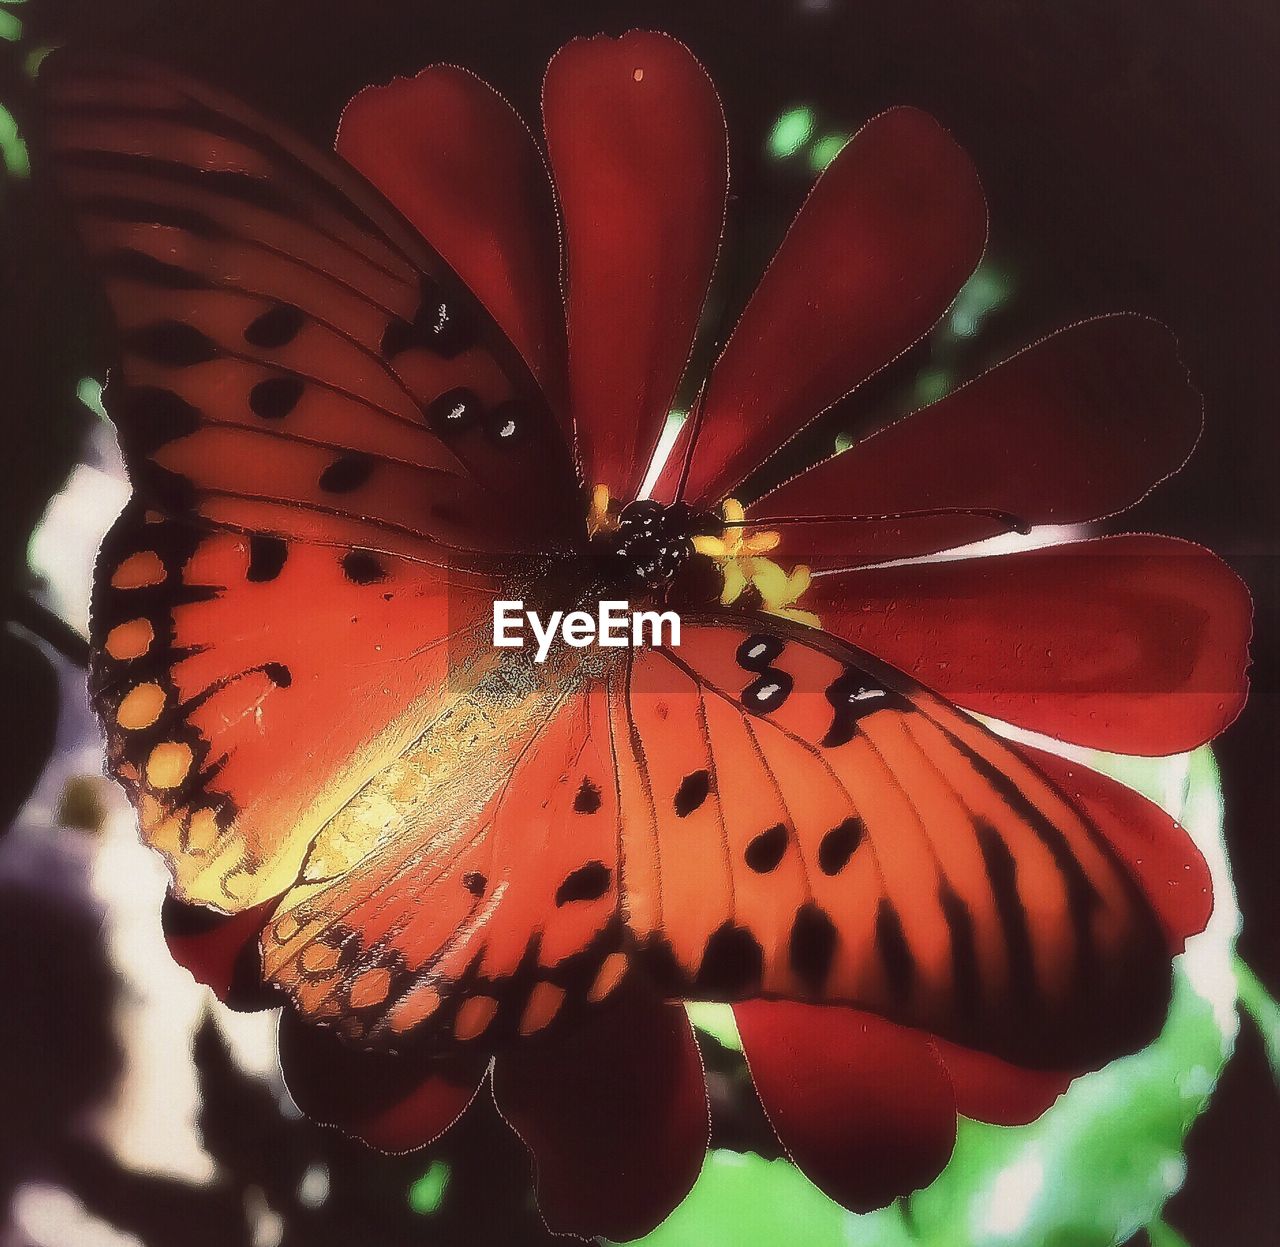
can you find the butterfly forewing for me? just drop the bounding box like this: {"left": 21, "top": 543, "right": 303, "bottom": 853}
{"left": 45, "top": 53, "right": 587, "bottom": 910}
{"left": 43, "top": 53, "right": 583, "bottom": 569}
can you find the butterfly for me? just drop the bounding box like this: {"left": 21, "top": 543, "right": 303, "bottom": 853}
{"left": 44, "top": 46, "right": 1203, "bottom": 1089}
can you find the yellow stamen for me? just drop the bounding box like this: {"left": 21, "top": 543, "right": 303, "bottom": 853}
{"left": 587, "top": 483, "right": 617, "bottom": 536}
{"left": 688, "top": 499, "right": 823, "bottom": 629}
{"left": 692, "top": 534, "right": 728, "bottom": 558}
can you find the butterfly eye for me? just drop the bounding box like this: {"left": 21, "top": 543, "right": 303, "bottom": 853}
{"left": 735, "top": 633, "right": 784, "bottom": 672}
{"left": 425, "top": 386, "right": 481, "bottom": 434}
{"left": 743, "top": 669, "right": 793, "bottom": 713}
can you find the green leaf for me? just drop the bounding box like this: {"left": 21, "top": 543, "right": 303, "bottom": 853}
{"left": 407, "top": 1160, "right": 450, "bottom": 1215}
{"left": 768, "top": 107, "right": 816, "bottom": 159}
{"left": 647, "top": 748, "right": 1239, "bottom": 1247}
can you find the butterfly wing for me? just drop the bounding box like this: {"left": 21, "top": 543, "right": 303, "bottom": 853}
{"left": 44, "top": 54, "right": 586, "bottom": 909}
{"left": 92, "top": 503, "right": 500, "bottom": 910}
{"left": 43, "top": 53, "right": 583, "bottom": 567}
{"left": 620, "top": 620, "right": 1172, "bottom": 1070}
{"left": 263, "top": 617, "right": 1172, "bottom": 1072}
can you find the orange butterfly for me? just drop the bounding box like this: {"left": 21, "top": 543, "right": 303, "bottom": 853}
{"left": 42, "top": 32, "right": 1249, "bottom": 1238}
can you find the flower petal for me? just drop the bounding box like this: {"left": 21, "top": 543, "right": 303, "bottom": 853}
{"left": 1018, "top": 745, "right": 1213, "bottom": 951}
{"left": 734, "top": 1001, "right": 956, "bottom": 1213}
{"left": 747, "top": 316, "right": 1202, "bottom": 567}
{"left": 544, "top": 31, "right": 727, "bottom": 499}
{"left": 931, "top": 1037, "right": 1074, "bottom": 1125}
{"left": 162, "top": 893, "right": 277, "bottom": 1009}
{"left": 492, "top": 992, "right": 709, "bottom": 1240}
{"left": 659, "top": 106, "right": 985, "bottom": 505}
{"left": 278, "top": 1008, "right": 485, "bottom": 1152}
{"left": 811, "top": 534, "right": 1251, "bottom": 754}
{"left": 337, "top": 65, "right": 566, "bottom": 401}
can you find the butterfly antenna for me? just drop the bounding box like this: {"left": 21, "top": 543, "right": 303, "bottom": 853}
{"left": 721, "top": 506, "right": 1032, "bottom": 534}
{"left": 672, "top": 277, "right": 749, "bottom": 505}
{"left": 672, "top": 383, "right": 710, "bottom": 504}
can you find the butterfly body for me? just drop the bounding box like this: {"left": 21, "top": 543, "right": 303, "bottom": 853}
{"left": 590, "top": 499, "right": 722, "bottom": 593}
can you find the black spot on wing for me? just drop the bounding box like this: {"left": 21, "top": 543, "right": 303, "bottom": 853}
{"left": 319, "top": 453, "right": 374, "bottom": 493}
{"left": 736, "top": 633, "right": 783, "bottom": 672}
{"left": 381, "top": 275, "right": 475, "bottom": 360}
{"left": 102, "top": 249, "right": 203, "bottom": 289}
{"left": 876, "top": 900, "right": 915, "bottom": 1001}
{"left": 485, "top": 400, "right": 526, "bottom": 445}
{"left": 126, "top": 321, "right": 219, "bottom": 367}
{"left": 262, "top": 662, "right": 292, "bottom": 688}
{"left": 790, "top": 903, "right": 838, "bottom": 994}
{"left": 696, "top": 922, "right": 763, "bottom": 996}
{"left": 821, "top": 668, "right": 905, "bottom": 748}
{"left": 555, "top": 862, "right": 612, "bottom": 906}
{"left": 108, "top": 386, "right": 200, "bottom": 456}
{"left": 425, "top": 387, "right": 480, "bottom": 434}
{"left": 745, "top": 823, "right": 788, "bottom": 873}
{"left": 742, "top": 669, "right": 793, "bottom": 714}
{"left": 574, "top": 777, "right": 602, "bottom": 814}
{"left": 249, "top": 377, "right": 303, "bottom": 420}
{"left": 817, "top": 817, "right": 862, "bottom": 875}
{"left": 244, "top": 302, "right": 305, "bottom": 349}
{"left": 674, "top": 769, "right": 711, "bottom": 817}
{"left": 341, "top": 550, "right": 386, "bottom": 585}
{"left": 247, "top": 535, "right": 287, "bottom": 582}
{"left": 463, "top": 871, "right": 487, "bottom": 898}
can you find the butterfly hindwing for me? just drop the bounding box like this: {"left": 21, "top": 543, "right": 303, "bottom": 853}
{"left": 260, "top": 619, "right": 1168, "bottom": 1071}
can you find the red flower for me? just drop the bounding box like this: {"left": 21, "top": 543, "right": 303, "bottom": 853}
{"left": 161, "top": 30, "right": 1250, "bottom": 1241}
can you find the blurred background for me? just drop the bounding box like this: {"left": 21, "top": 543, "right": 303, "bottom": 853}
{"left": 1, "top": 1, "right": 1277, "bottom": 1244}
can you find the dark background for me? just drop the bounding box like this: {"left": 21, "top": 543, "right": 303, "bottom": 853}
{"left": 1, "top": 1, "right": 1277, "bottom": 1244}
